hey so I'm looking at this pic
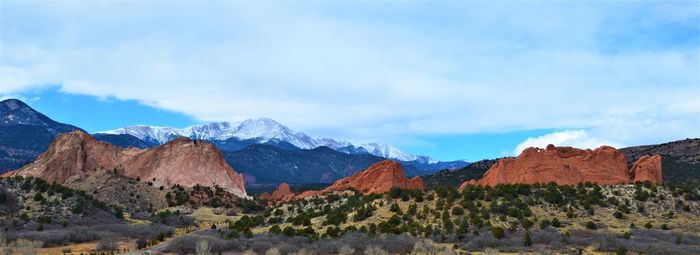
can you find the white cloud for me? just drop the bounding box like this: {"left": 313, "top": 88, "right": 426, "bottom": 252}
{"left": 1, "top": 2, "right": 699, "bottom": 149}
{"left": 513, "top": 130, "right": 620, "bottom": 155}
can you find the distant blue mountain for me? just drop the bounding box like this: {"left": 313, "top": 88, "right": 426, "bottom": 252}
{"left": 93, "top": 133, "right": 158, "bottom": 149}
{"left": 0, "top": 99, "right": 83, "bottom": 172}
{"left": 222, "top": 144, "right": 424, "bottom": 185}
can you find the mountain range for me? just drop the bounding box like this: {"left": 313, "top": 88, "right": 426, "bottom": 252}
{"left": 5, "top": 98, "right": 697, "bottom": 187}
{"left": 97, "top": 119, "right": 435, "bottom": 163}
{"left": 0, "top": 98, "right": 468, "bottom": 185}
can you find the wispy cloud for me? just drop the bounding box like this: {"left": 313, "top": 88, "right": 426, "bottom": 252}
{"left": 1, "top": 2, "right": 698, "bottom": 150}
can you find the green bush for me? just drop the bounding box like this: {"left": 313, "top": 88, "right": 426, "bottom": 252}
{"left": 613, "top": 211, "right": 624, "bottom": 219}
{"left": 282, "top": 226, "right": 296, "bottom": 236}
{"left": 585, "top": 221, "right": 597, "bottom": 230}
{"left": 451, "top": 206, "right": 464, "bottom": 216}
{"left": 491, "top": 226, "right": 505, "bottom": 239}
{"left": 551, "top": 218, "right": 561, "bottom": 228}
{"left": 390, "top": 203, "right": 401, "bottom": 213}
{"left": 268, "top": 225, "right": 281, "bottom": 235}
{"left": 615, "top": 246, "right": 628, "bottom": 255}
{"left": 524, "top": 230, "right": 532, "bottom": 246}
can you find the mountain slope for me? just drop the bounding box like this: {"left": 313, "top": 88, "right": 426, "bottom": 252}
{"left": 421, "top": 159, "right": 498, "bottom": 189}
{"left": 91, "top": 131, "right": 459, "bottom": 183}
{"left": 0, "top": 99, "right": 83, "bottom": 172}
{"left": 93, "top": 133, "right": 158, "bottom": 149}
{"left": 621, "top": 139, "right": 700, "bottom": 185}
{"left": 223, "top": 144, "right": 423, "bottom": 185}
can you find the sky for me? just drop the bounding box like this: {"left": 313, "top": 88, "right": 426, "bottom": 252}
{"left": 1, "top": 1, "right": 699, "bottom": 161}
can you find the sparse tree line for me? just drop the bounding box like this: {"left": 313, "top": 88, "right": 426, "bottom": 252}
{"left": 177, "top": 182, "right": 700, "bottom": 254}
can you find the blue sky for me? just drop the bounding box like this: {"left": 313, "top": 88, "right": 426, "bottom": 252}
{"left": 1, "top": 1, "right": 699, "bottom": 161}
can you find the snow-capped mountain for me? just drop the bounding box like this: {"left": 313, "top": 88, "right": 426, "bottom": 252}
{"left": 359, "top": 143, "right": 430, "bottom": 162}
{"left": 99, "top": 118, "right": 436, "bottom": 163}
{"left": 100, "top": 125, "right": 182, "bottom": 145}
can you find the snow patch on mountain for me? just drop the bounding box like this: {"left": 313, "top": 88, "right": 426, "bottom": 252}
{"left": 99, "top": 118, "right": 436, "bottom": 163}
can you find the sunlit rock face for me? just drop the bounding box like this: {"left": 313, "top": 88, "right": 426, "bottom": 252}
{"left": 297, "top": 160, "right": 424, "bottom": 198}
{"left": 10, "top": 131, "right": 249, "bottom": 198}
{"left": 460, "top": 144, "right": 662, "bottom": 189}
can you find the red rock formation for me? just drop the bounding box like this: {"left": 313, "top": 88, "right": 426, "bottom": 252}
{"left": 297, "top": 160, "right": 424, "bottom": 198}
{"left": 460, "top": 144, "right": 663, "bottom": 188}
{"left": 269, "top": 183, "right": 294, "bottom": 201}
{"left": 259, "top": 192, "right": 271, "bottom": 200}
{"left": 631, "top": 155, "right": 662, "bottom": 184}
{"left": 10, "top": 131, "right": 248, "bottom": 198}
{"left": 458, "top": 179, "right": 478, "bottom": 191}
{"left": 259, "top": 183, "right": 294, "bottom": 201}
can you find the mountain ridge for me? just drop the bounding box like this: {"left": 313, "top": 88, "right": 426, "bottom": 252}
{"left": 0, "top": 99, "right": 83, "bottom": 172}
{"left": 97, "top": 119, "right": 440, "bottom": 163}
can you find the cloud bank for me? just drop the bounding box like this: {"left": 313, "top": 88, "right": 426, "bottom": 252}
{"left": 1, "top": 2, "right": 699, "bottom": 152}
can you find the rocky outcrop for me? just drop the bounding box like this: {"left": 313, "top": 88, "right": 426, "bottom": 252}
{"left": 631, "top": 155, "right": 662, "bottom": 184}
{"left": 458, "top": 179, "right": 478, "bottom": 191}
{"left": 10, "top": 131, "right": 248, "bottom": 198}
{"left": 297, "top": 160, "right": 424, "bottom": 198}
{"left": 460, "top": 144, "right": 662, "bottom": 188}
{"left": 267, "top": 183, "right": 294, "bottom": 201}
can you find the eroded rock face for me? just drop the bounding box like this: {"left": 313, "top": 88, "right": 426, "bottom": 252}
{"left": 631, "top": 155, "right": 662, "bottom": 184}
{"left": 11, "top": 131, "right": 248, "bottom": 198}
{"left": 297, "top": 160, "right": 424, "bottom": 198}
{"left": 460, "top": 144, "right": 663, "bottom": 188}
{"left": 269, "top": 183, "right": 294, "bottom": 201}
{"left": 458, "top": 179, "right": 478, "bottom": 191}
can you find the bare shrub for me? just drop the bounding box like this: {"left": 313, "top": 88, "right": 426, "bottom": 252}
{"left": 8, "top": 229, "right": 95, "bottom": 246}
{"left": 462, "top": 232, "right": 498, "bottom": 250}
{"left": 364, "top": 245, "right": 388, "bottom": 255}
{"left": 531, "top": 229, "right": 560, "bottom": 245}
{"left": 336, "top": 232, "right": 370, "bottom": 251}
{"left": 620, "top": 230, "right": 700, "bottom": 255}
{"left": 6, "top": 239, "right": 43, "bottom": 255}
{"left": 566, "top": 229, "right": 598, "bottom": 247}
{"left": 292, "top": 248, "right": 315, "bottom": 255}
{"left": 197, "top": 239, "right": 212, "bottom": 255}
{"left": 265, "top": 247, "right": 281, "bottom": 255}
{"left": 96, "top": 238, "right": 118, "bottom": 251}
{"left": 412, "top": 239, "right": 454, "bottom": 255}
{"left": 377, "top": 234, "right": 418, "bottom": 254}
{"left": 165, "top": 232, "right": 438, "bottom": 255}
{"left": 5, "top": 223, "right": 175, "bottom": 247}
{"left": 338, "top": 245, "right": 355, "bottom": 255}
{"left": 594, "top": 235, "right": 622, "bottom": 252}
{"left": 483, "top": 248, "right": 500, "bottom": 254}
{"left": 166, "top": 233, "right": 241, "bottom": 254}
